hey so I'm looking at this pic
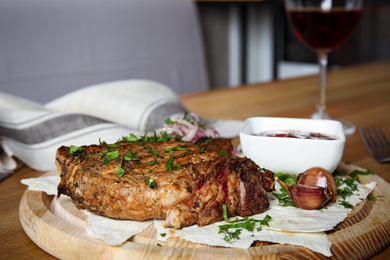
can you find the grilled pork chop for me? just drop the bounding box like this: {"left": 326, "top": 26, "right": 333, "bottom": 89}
{"left": 56, "top": 137, "right": 275, "bottom": 229}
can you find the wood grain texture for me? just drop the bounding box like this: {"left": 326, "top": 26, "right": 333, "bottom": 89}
{"left": 19, "top": 164, "right": 390, "bottom": 260}
{"left": 2, "top": 62, "right": 390, "bottom": 259}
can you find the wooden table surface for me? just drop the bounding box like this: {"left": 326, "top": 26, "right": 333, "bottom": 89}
{"left": 1, "top": 62, "right": 389, "bottom": 259}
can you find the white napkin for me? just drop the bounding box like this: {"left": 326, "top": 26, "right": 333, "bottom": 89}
{"left": 0, "top": 79, "right": 244, "bottom": 180}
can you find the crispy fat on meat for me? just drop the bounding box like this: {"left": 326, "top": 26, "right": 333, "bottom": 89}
{"left": 56, "top": 138, "right": 275, "bottom": 229}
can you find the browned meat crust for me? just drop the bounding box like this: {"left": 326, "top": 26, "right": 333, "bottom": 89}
{"left": 56, "top": 138, "right": 275, "bottom": 229}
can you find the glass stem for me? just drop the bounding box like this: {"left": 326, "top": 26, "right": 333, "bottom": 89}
{"left": 312, "top": 52, "right": 330, "bottom": 119}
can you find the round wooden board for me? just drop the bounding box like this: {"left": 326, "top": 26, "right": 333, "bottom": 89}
{"left": 19, "top": 162, "right": 390, "bottom": 260}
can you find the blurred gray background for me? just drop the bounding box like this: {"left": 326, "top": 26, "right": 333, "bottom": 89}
{"left": 0, "top": 0, "right": 389, "bottom": 103}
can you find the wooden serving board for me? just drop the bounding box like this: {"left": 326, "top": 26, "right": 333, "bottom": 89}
{"left": 19, "top": 162, "right": 390, "bottom": 260}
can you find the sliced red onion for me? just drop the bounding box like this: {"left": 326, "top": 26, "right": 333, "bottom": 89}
{"left": 156, "top": 112, "right": 220, "bottom": 142}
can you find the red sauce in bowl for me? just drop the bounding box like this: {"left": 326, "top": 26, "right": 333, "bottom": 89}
{"left": 254, "top": 131, "right": 337, "bottom": 140}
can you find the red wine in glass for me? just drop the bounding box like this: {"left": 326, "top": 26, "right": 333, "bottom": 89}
{"left": 288, "top": 9, "right": 362, "bottom": 54}
{"left": 284, "top": 0, "right": 363, "bottom": 135}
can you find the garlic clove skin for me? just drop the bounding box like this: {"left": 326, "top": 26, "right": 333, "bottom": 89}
{"left": 277, "top": 180, "right": 331, "bottom": 210}
{"left": 296, "top": 168, "right": 327, "bottom": 187}
{"left": 288, "top": 184, "right": 330, "bottom": 210}
{"left": 297, "top": 167, "right": 338, "bottom": 202}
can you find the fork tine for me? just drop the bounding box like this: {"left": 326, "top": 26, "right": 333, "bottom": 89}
{"left": 361, "top": 127, "right": 376, "bottom": 148}
{"left": 375, "top": 126, "right": 390, "bottom": 148}
{"left": 360, "top": 126, "right": 390, "bottom": 163}
{"left": 359, "top": 127, "right": 373, "bottom": 149}
{"left": 370, "top": 127, "right": 383, "bottom": 148}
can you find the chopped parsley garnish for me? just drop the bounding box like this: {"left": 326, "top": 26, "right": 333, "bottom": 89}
{"left": 99, "top": 138, "right": 120, "bottom": 148}
{"left": 123, "top": 151, "right": 140, "bottom": 163}
{"left": 114, "top": 151, "right": 140, "bottom": 177}
{"left": 183, "top": 111, "right": 190, "bottom": 120}
{"left": 222, "top": 204, "right": 230, "bottom": 223}
{"left": 258, "top": 214, "right": 272, "bottom": 226}
{"left": 332, "top": 170, "right": 347, "bottom": 177}
{"left": 119, "top": 131, "right": 185, "bottom": 144}
{"left": 275, "top": 172, "right": 297, "bottom": 185}
{"left": 70, "top": 145, "right": 84, "bottom": 154}
{"left": 165, "top": 147, "right": 189, "bottom": 152}
{"left": 334, "top": 169, "right": 375, "bottom": 208}
{"left": 367, "top": 195, "right": 385, "bottom": 201}
{"left": 335, "top": 176, "right": 359, "bottom": 203}
{"left": 98, "top": 138, "right": 105, "bottom": 146}
{"left": 117, "top": 164, "right": 125, "bottom": 177}
{"left": 148, "top": 169, "right": 157, "bottom": 176}
{"left": 218, "top": 151, "right": 232, "bottom": 157}
{"left": 101, "top": 150, "right": 119, "bottom": 165}
{"left": 205, "top": 139, "right": 214, "bottom": 144}
{"left": 119, "top": 133, "right": 140, "bottom": 142}
{"left": 144, "top": 178, "right": 157, "bottom": 189}
{"left": 149, "top": 160, "right": 158, "bottom": 166}
{"left": 127, "top": 131, "right": 182, "bottom": 143}
{"left": 272, "top": 172, "right": 297, "bottom": 207}
{"left": 221, "top": 229, "right": 241, "bottom": 243}
{"left": 338, "top": 200, "right": 353, "bottom": 208}
{"left": 199, "top": 146, "right": 209, "bottom": 153}
{"left": 349, "top": 169, "right": 374, "bottom": 178}
{"left": 219, "top": 204, "right": 271, "bottom": 243}
{"left": 197, "top": 122, "right": 206, "bottom": 128}
{"left": 272, "top": 192, "right": 296, "bottom": 207}
{"left": 164, "top": 118, "right": 175, "bottom": 125}
{"left": 146, "top": 147, "right": 159, "bottom": 155}
{"left": 165, "top": 152, "right": 181, "bottom": 171}
{"left": 106, "top": 143, "right": 121, "bottom": 148}
{"left": 96, "top": 149, "right": 109, "bottom": 156}
{"left": 336, "top": 185, "right": 355, "bottom": 200}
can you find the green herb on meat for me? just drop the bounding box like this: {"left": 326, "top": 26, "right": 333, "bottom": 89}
{"left": 117, "top": 164, "right": 125, "bottom": 177}
{"left": 121, "top": 133, "right": 140, "bottom": 142}
{"left": 146, "top": 147, "right": 159, "bottom": 155}
{"left": 218, "top": 151, "right": 232, "bottom": 157}
{"left": 123, "top": 151, "right": 140, "bottom": 163}
{"left": 144, "top": 178, "right": 157, "bottom": 189}
{"left": 149, "top": 160, "right": 158, "bottom": 166}
{"left": 99, "top": 138, "right": 120, "bottom": 148}
{"left": 165, "top": 152, "right": 181, "bottom": 171}
{"left": 114, "top": 151, "right": 140, "bottom": 177}
{"left": 165, "top": 147, "right": 189, "bottom": 152}
{"left": 70, "top": 145, "right": 84, "bottom": 154}
{"left": 101, "top": 150, "right": 119, "bottom": 166}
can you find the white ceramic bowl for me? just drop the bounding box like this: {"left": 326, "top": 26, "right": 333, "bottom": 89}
{"left": 239, "top": 117, "right": 345, "bottom": 174}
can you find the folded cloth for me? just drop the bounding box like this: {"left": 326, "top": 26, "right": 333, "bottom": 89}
{"left": 0, "top": 80, "right": 244, "bottom": 180}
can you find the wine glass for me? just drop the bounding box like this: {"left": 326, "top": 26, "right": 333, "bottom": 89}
{"left": 284, "top": 0, "right": 363, "bottom": 134}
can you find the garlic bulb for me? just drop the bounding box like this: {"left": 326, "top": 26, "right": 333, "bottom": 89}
{"left": 277, "top": 167, "right": 337, "bottom": 210}
{"left": 297, "top": 167, "right": 337, "bottom": 202}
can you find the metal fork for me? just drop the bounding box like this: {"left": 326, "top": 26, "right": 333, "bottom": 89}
{"left": 359, "top": 126, "right": 390, "bottom": 163}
